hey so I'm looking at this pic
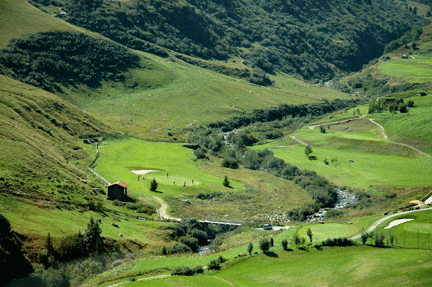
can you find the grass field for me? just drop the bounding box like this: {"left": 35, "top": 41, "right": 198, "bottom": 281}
{"left": 255, "top": 104, "right": 432, "bottom": 188}
{"left": 374, "top": 210, "right": 432, "bottom": 249}
{"left": 94, "top": 138, "right": 313, "bottom": 221}
{"left": 378, "top": 52, "right": 432, "bottom": 83}
{"left": 0, "top": 0, "right": 81, "bottom": 48}
{"left": 66, "top": 51, "right": 350, "bottom": 141}
{"left": 118, "top": 246, "right": 432, "bottom": 287}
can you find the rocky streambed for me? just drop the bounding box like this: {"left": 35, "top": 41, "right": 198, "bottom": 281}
{"left": 307, "top": 189, "right": 357, "bottom": 222}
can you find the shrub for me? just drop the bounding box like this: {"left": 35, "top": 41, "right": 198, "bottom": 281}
{"left": 208, "top": 260, "right": 221, "bottom": 270}
{"left": 222, "top": 158, "right": 239, "bottom": 169}
{"left": 170, "top": 266, "right": 195, "bottom": 276}
{"left": 195, "top": 266, "right": 204, "bottom": 274}
{"left": 169, "top": 242, "right": 192, "bottom": 254}
{"left": 322, "top": 238, "right": 353, "bottom": 247}
{"left": 325, "top": 209, "right": 343, "bottom": 218}
{"left": 149, "top": 178, "right": 158, "bottom": 191}
{"left": 281, "top": 239, "right": 288, "bottom": 250}
{"left": 223, "top": 176, "right": 230, "bottom": 187}
{"left": 259, "top": 238, "right": 270, "bottom": 253}
{"left": 194, "top": 148, "right": 207, "bottom": 159}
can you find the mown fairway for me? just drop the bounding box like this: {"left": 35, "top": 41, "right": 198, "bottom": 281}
{"left": 119, "top": 246, "right": 432, "bottom": 287}
{"left": 94, "top": 138, "right": 313, "bottom": 220}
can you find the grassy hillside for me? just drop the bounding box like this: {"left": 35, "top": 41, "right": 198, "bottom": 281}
{"left": 72, "top": 53, "right": 350, "bottom": 141}
{"left": 0, "top": 0, "right": 81, "bottom": 48}
{"left": 0, "top": 75, "right": 114, "bottom": 201}
{"left": 255, "top": 98, "right": 432, "bottom": 189}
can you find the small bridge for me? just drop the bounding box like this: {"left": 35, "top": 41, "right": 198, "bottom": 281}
{"left": 198, "top": 220, "right": 242, "bottom": 226}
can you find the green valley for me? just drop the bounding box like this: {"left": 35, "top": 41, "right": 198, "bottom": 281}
{"left": 1, "top": 0, "right": 432, "bottom": 286}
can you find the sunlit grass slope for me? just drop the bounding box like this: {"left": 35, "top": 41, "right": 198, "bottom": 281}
{"left": 0, "top": 0, "right": 81, "bottom": 48}
{"left": 255, "top": 101, "right": 432, "bottom": 188}
{"left": 70, "top": 52, "right": 351, "bottom": 141}
{"left": 94, "top": 138, "right": 313, "bottom": 220}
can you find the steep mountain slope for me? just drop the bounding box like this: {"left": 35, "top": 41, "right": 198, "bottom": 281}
{"left": 0, "top": 74, "right": 113, "bottom": 202}
{"left": 30, "top": 0, "right": 427, "bottom": 80}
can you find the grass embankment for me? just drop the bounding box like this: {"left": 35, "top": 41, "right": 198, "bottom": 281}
{"left": 255, "top": 95, "right": 432, "bottom": 189}
{"left": 94, "top": 138, "right": 313, "bottom": 221}
{"left": 374, "top": 209, "right": 432, "bottom": 249}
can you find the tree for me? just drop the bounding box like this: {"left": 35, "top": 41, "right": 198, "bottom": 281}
{"left": 305, "top": 145, "right": 312, "bottom": 159}
{"left": 83, "top": 216, "right": 103, "bottom": 254}
{"left": 0, "top": 214, "right": 33, "bottom": 285}
{"left": 223, "top": 176, "right": 230, "bottom": 187}
{"left": 293, "top": 234, "right": 300, "bottom": 248}
{"left": 281, "top": 239, "right": 288, "bottom": 250}
{"left": 150, "top": 178, "right": 158, "bottom": 191}
{"left": 306, "top": 228, "right": 313, "bottom": 244}
{"left": 247, "top": 242, "right": 253, "bottom": 255}
{"left": 270, "top": 238, "right": 274, "bottom": 247}
{"left": 259, "top": 238, "right": 270, "bottom": 253}
{"left": 360, "top": 229, "right": 370, "bottom": 245}
{"left": 44, "top": 232, "right": 56, "bottom": 268}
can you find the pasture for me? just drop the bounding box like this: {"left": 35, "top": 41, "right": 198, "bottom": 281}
{"left": 378, "top": 51, "right": 432, "bottom": 83}
{"left": 256, "top": 111, "right": 432, "bottom": 188}
{"left": 118, "top": 246, "right": 432, "bottom": 287}
{"left": 70, "top": 51, "right": 350, "bottom": 141}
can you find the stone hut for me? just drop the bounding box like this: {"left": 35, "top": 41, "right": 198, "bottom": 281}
{"left": 107, "top": 181, "right": 128, "bottom": 201}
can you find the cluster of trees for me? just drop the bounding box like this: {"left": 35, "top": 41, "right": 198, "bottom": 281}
{"left": 368, "top": 97, "right": 414, "bottom": 114}
{"left": 0, "top": 31, "right": 140, "bottom": 92}
{"left": 29, "top": 0, "right": 426, "bottom": 81}
{"left": 44, "top": 217, "right": 106, "bottom": 266}
{"left": 0, "top": 215, "right": 34, "bottom": 285}
{"left": 339, "top": 73, "right": 424, "bottom": 98}
{"left": 165, "top": 219, "right": 236, "bottom": 254}
{"left": 384, "top": 25, "right": 423, "bottom": 53}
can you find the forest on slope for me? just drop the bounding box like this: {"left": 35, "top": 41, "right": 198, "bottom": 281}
{"left": 30, "top": 0, "right": 427, "bottom": 81}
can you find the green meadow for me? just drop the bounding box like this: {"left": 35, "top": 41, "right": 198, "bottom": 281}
{"left": 374, "top": 210, "right": 432, "bottom": 249}
{"left": 119, "top": 246, "right": 432, "bottom": 287}
{"left": 94, "top": 138, "right": 244, "bottom": 196}
{"left": 0, "top": 194, "right": 172, "bottom": 246}
{"left": 94, "top": 137, "right": 314, "bottom": 220}
{"left": 255, "top": 107, "right": 432, "bottom": 188}
{"left": 378, "top": 51, "right": 432, "bottom": 83}
{"left": 68, "top": 51, "right": 349, "bottom": 141}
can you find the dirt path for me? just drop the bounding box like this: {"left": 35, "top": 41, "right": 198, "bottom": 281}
{"left": 368, "top": 118, "right": 388, "bottom": 140}
{"left": 290, "top": 135, "right": 308, "bottom": 146}
{"left": 368, "top": 118, "right": 430, "bottom": 157}
{"left": 213, "top": 275, "right": 236, "bottom": 286}
{"left": 309, "top": 114, "right": 366, "bottom": 130}
{"left": 153, "top": 196, "right": 181, "bottom": 221}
